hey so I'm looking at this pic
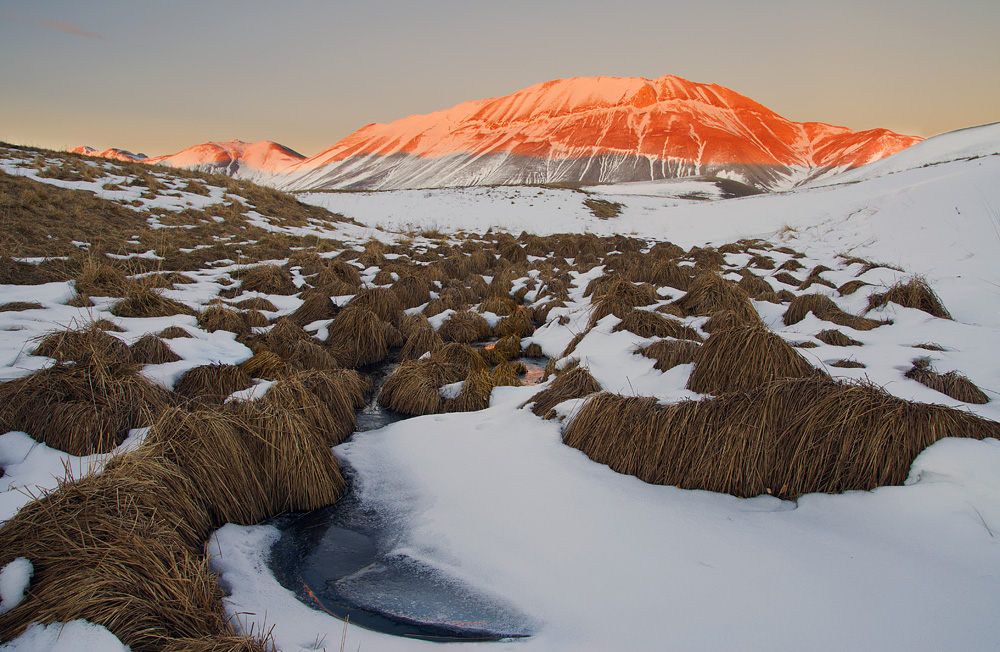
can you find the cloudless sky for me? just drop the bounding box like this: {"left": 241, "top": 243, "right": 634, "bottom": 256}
{"left": 1, "top": 0, "right": 997, "bottom": 157}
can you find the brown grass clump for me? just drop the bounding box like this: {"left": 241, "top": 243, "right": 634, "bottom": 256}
{"left": 478, "top": 296, "right": 519, "bottom": 316}
{"left": 241, "top": 309, "right": 270, "bottom": 328}
{"left": 325, "top": 306, "right": 391, "bottom": 367}
{"left": 866, "top": 277, "right": 952, "bottom": 319}
{"left": 288, "top": 369, "right": 367, "bottom": 443}
{"left": 439, "top": 309, "right": 492, "bottom": 343}
{"left": 737, "top": 271, "right": 774, "bottom": 299}
{"left": 174, "top": 364, "right": 254, "bottom": 404}
{"left": 347, "top": 286, "right": 404, "bottom": 326}
{"left": 562, "top": 378, "right": 1000, "bottom": 499}
{"left": 904, "top": 358, "right": 990, "bottom": 404}
{"left": 399, "top": 320, "right": 445, "bottom": 361}
{"left": 481, "top": 334, "right": 522, "bottom": 365}
{"left": 687, "top": 325, "right": 827, "bottom": 395}
{"left": 197, "top": 305, "right": 251, "bottom": 336}
{"left": 429, "top": 342, "right": 488, "bottom": 375}
{"left": 772, "top": 271, "right": 802, "bottom": 287}
{"left": 639, "top": 339, "right": 701, "bottom": 372}
{"left": 238, "top": 350, "right": 288, "bottom": 380}
{"left": 523, "top": 342, "right": 544, "bottom": 358}
{"left": 0, "top": 467, "right": 228, "bottom": 650}
{"left": 392, "top": 274, "right": 433, "bottom": 309}
{"left": 588, "top": 277, "right": 660, "bottom": 326}
{"left": 443, "top": 369, "right": 495, "bottom": 413}
{"left": 234, "top": 296, "right": 279, "bottom": 312}
{"left": 815, "top": 329, "right": 863, "bottom": 347}
{"left": 314, "top": 260, "right": 362, "bottom": 288}
{"left": 74, "top": 258, "right": 131, "bottom": 297}
{"left": 111, "top": 286, "right": 196, "bottom": 319}
{"left": 0, "top": 361, "right": 170, "bottom": 455}
{"left": 0, "top": 300, "right": 43, "bottom": 311}
{"left": 130, "top": 335, "right": 182, "bottom": 364}
{"left": 783, "top": 293, "right": 888, "bottom": 331}
{"left": 491, "top": 361, "right": 524, "bottom": 387}
{"left": 289, "top": 291, "right": 338, "bottom": 326}
{"left": 830, "top": 359, "right": 866, "bottom": 369}
{"left": 672, "top": 272, "right": 755, "bottom": 321}
{"left": 378, "top": 359, "right": 465, "bottom": 415}
{"left": 496, "top": 308, "right": 535, "bottom": 338}
{"left": 523, "top": 366, "right": 601, "bottom": 418}
{"left": 611, "top": 309, "right": 704, "bottom": 342}
{"left": 159, "top": 325, "right": 194, "bottom": 339}
{"left": 32, "top": 323, "right": 133, "bottom": 365}
{"left": 838, "top": 280, "right": 869, "bottom": 296}
{"left": 235, "top": 264, "right": 297, "bottom": 295}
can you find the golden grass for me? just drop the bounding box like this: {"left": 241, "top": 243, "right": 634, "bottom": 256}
{"left": 197, "top": 305, "right": 251, "bottom": 336}
{"left": 392, "top": 274, "right": 433, "bottom": 309}
{"left": 491, "top": 361, "right": 524, "bottom": 387}
{"left": 130, "top": 335, "right": 182, "bottom": 365}
{"left": 0, "top": 361, "right": 170, "bottom": 455}
{"left": 429, "top": 342, "right": 488, "bottom": 374}
{"left": 611, "top": 308, "right": 704, "bottom": 342}
{"left": 563, "top": 378, "right": 1000, "bottom": 499}
{"left": 289, "top": 291, "right": 338, "bottom": 326}
{"left": 672, "top": 272, "right": 755, "bottom": 320}
{"left": 0, "top": 300, "right": 43, "bottom": 311}
{"left": 378, "top": 359, "right": 465, "bottom": 415}
{"left": 325, "top": 306, "right": 391, "bottom": 367}
{"left": 866, "top": 277, "right": 952, "bottom": 319}
{"left": 443, "top": 369, "right": 495, "bottom": 413}
{"left": 346, "top": 286, "right": 404, "bottom": 326}
{"left": 111, "top": 285, "right": 197, "bottom": 318}
{"left": 439, "top": 309, "right": 492, "bottom": 343}
{"left": 815, "top": 329, "right": 863, "bottom": 347}
{"left": 904, "top": 358, "right": 990, "bottom": 404}
{"left": 523, "top": 366, "right": 601, "bottom": 418}
{"left": 783, "top": 293, "right": 888, "bottom": 331}
{"left": 399, "top": 319, "right": 445, "bottom": 361}
{"left": 639, "top": 339, "right": 701, "bottom": 372}
{"left": 687, "top": 325, "right": 827, "bottom": 395}
{"left": 174, "top": 364, "right": 254, "bottom": 404}
{"left": 32, "top": 322, "right": 133, "bottom": 365}
{"left": 481, "top": 334, "right": 523, "bottom": 365}
{"left": 496, "top": 308, "right": 535, "bottom": 338}
{"left": 234, "top": 264, "right": 297, "bottom": 296}
{"left": 233, "top": 296, "right": 278, "bottom": 312}
{"left": 238, "top": 350, "right": 288, "bottom": 380}
{"left": 158, "top": 325, "right": 194, "bottom": 339}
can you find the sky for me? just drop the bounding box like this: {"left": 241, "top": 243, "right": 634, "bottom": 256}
{"left": 1, "top": 0, "right": 998, "bottom": 158}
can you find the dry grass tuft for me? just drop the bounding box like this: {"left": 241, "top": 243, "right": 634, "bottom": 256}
{"left": 233, "top": 296, "right": 278, "bottom": 312}
{"left": 159, "top": 325, "right": 194, "bottom": 339}
{"left": 563, "top": 378, "right": 1000, "bottom": 499}
{"left": 496, "top": 308, "right": 535, "bottom": 338}
{"left": 33, "top": 323, "right": 133, "bottom": 365}
{"left": 815, "top": 329, "right": 863, "bottom": 347}
{"left": 429, "top": 342, "right": 488, "bottom": 374}
{"left": 174, "top": 364, "right": 254, "bottom": 404}
{"left": 481, "top": 334, "right": 522, "bottom": 365}
{"left": 439, "top": 310, "right": 492, "bottom": 343}
{"left": 639, "top": 339, "right": 700, "bottom": 372}
{"left": 392, "top": 275, "right": 433, "bottom": 309}
{"left": 837, "top": 280, "right": 869, "bottom": 296}
{"left": 111, "top": 286, "right": 196, "bottom": 319}
{"left": 478, "top": 296, "right": 519, "bottom": 316}
{"left": 197, "top": 305, "right": 251, "bottom": 336}
{"left": 325, "top": 306, "right": 391, "bottom": 367}
{"left": 866, "top": 277, "right": 952, "bottom": 319}
{"left": 611, "top": 309, "right": 704, "bottom": 342}
{"left": 289, "top": 291, "right": 338, "bottom": 326}
{"left": 443, "top": 369, "right": 495, "bottom": 413}
{"left": 904, "top": 358, "right": 990, "bottom": 404}
{"left": 830, "top": 359, "right": 866, "bottom": 369}
{"left": 238, "top": 350, "right": 288, "bottom": 380}
{"left": 0, "top": 465, "right": 227, "bottom": 649}
{"left": 74, "top": 258, "right": 131, "bottom": 297}
{"left": 491, "top": 361, "right": 524, "bottom": 387}
{"left": 347, "top": 286, "right": 404, "bottom": 326}
{"left": 784, "top": 293, "right": 888, "bottom": 331}
{"left": 234, "top": 264, "right": 297, "bottom": 295}
{"left": 130, "top": 335, "right": 182, "bottom": 365}
{"left": 0, "top": 361, "right": 170, "bottom": 455}
{"left": 588, "top": 277, "right": 660, "bottom": 326}
{"left": 0, "top": 301, "right": 43, "bottom": 311}
{"left": 687, "top": 325, "right": 827, "bottom": 395}
{"left": 523, "top": 342, "right": 544, "bottom": 358}
{"left": 523, "top": 366, "right": 601, "bottom": 418}
{"left": 378, "top": 359, "right": 465, "bottom": 415}
{"left": 672, "top": 272, "right": 756, "bottom": 321}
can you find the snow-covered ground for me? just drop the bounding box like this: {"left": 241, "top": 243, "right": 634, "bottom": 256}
{"left": 2, "top": 125, "right": 1000, "bottom": 651}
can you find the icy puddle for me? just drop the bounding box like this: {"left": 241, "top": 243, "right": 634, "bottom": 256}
{"left": 266, "top": 355, "right": 547, "bottom": 642}
{"left": 267, "top": 483, "right": 534, "bottom": 642}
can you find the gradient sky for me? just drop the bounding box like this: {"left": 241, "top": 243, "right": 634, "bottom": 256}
{"left": 2, "top": 0, "right": 997, "bottom": 158}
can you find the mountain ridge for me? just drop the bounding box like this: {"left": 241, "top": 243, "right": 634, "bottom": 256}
{"left": 70, "top": 74, "right": 923, "bottom": 192}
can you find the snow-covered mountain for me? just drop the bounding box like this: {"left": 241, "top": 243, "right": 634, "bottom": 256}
{"left": 72, "top": 74, "right": 922, "bottom": 192}
{"left": 279, "top": 75, "right": 921, "bottom": 192}
{"left": 68, "top": 145, "right": 147, "bottom": 162}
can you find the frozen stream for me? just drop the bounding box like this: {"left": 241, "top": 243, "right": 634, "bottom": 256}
{"left": 266, "top": 356, "right": 547, "bottom": 642}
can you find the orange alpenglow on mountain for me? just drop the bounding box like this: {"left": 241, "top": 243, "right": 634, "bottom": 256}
{"left": 72, "top": 74, "right": 923, "bottom": 191}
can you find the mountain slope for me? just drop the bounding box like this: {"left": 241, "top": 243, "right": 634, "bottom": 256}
{"left": 278, "top": 75, "right": 921, "bottom": 191}
{"left": 72, "top": 75, "right": 922, "bottom": 192}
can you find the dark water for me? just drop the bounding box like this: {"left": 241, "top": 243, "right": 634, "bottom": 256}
{"left": 266, "top": 355, "right": 548, "bottom": 642}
